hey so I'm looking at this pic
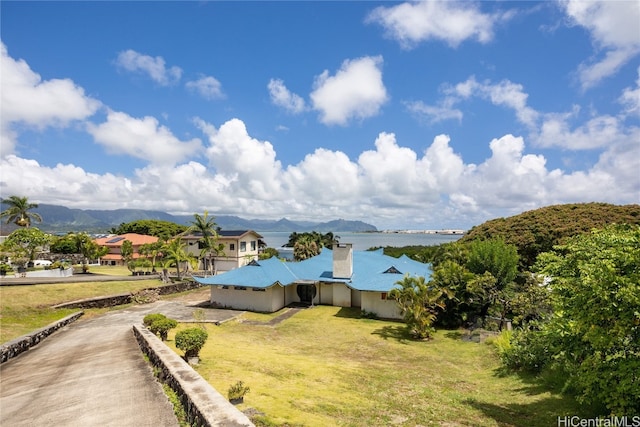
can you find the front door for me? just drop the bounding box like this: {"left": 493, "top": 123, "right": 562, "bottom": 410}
{"left": 296, "top": 284, "right": 317, "bottom": 304}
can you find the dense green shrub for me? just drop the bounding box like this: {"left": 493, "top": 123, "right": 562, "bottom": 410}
{"left": 143, "top": 313, "right": 166, "bottom": 327}
{"left": 502, "top": 224, "right": 640, "bottom": 415}
{"left": 148, "top": 318, "right": 178, "bottom": 341}
{"left": 175, "top": 328, "right": 208, "bottom": 358}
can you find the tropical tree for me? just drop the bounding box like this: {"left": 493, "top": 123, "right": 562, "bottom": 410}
{"left": 110, "top": 219, "right": 187, "bottom": 239}
{"left": 187, "top": 211, "right": 224, "bottom": 275}
{"left": 0, "top": 196, "right": 42, "bottom": 227}
{"left": 121, "top": 240, "right": 134, "bottom": 272}
{"left": 139, "top": 241, "right": 164, "bottom": 272}
{"left": 293, "top": 234, "right": 320, "bottom": 261}
{"left": 2, "top": 227, "right": 51, "bottom": 267}
{"left": 465, "top": 238, "right": 519, "bottom": 320}
{"left": 531, "top": 224, "right": 640, "bottom": 414}
{"left": 162, "top": 237, "right": 196, "bottom": 280}
{"left": 389, "top": 275, "right": 452, "bottom": 340}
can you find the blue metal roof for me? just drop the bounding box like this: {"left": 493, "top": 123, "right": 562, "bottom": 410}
{"left": 193, "top": 248, "right": 431, "bottom": 292}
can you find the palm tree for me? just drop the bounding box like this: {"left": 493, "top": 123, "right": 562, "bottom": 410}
{"left": 294, "top": 234, "right": 320, "bottom": 261}
{"left": 187, "top": 211, "right": 224, "bottom": 275}
{"left": 389, "top": 275, "right": 452, "bottom": 339}
{"left": 162, "top": 237, "right": 196, "bottom": 281}
{"left": 0, "top": 196, "right": 42, "bottom": 227}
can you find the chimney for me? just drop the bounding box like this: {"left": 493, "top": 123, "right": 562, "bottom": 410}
{"left": 333, "top": 243, "right": 353, "bottom": 279}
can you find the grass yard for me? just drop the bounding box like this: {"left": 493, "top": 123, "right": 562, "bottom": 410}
{"left": 0, "top": 279, "right": 161, "bottom": 343}
{"left": 167, "top": 306, "right": 587, "bottom": 427}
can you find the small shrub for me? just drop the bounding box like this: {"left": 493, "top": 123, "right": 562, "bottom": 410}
{"left": 175, "top": 327, "right": 208, "bottom": 359}
{"left": 228, "top": 380, "right": 250, "bottom": 402}
{"left": 148, "top": 317, "right": 178, "bottom": 341}
{"left": 143, "top": 313, "right": 167, "bottom": 327}
{"left": 360, "top": 309, "right": 378, "bottom": 319}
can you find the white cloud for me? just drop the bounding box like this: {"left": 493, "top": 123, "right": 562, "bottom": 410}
{"left": 115, "top": 49, "right": 182, "bottom": 86}
{"left": 86, "top": 111, "right": 202, "bottom": 165}
{"left": 268, "top": 79, "right": 306, "bottom": 114}
{"left": 185, "top": 75, "right": 224, "bottom": 100}
{"left": 405, "top": 100, "right": 463, "bottom": 124}
{"left": 561, "top": 0, "right": 640, "bottom": 89}
{"left": 198, "top": 118, "right": 284, "bottom": 198}
{"left": 310, "top": 56, "right": 388, "bottom": 126}
{"left": 366, "top": 1, "right": 509, "bottom": 49}
{"left": 448, "top": 77, "right": 539, "bottom": 127}
{"left": 2, "top": 117, "right": 638, "bottom": 229}
{"left": 619, "top": 67, "right": 640, "bottom": 118}
{"left": 533, "top": 113, "right": 627, "bottom": 150}
{"left": 0, "top": 42, "right": 100, "bottom": 156}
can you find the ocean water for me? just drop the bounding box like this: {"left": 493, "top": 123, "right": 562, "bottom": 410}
{"left": 259, "top": 231, "right": 463, "bottom": 251}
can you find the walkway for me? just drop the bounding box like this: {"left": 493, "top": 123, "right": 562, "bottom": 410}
{"left": 0, "top": 296, "right": 243, "bottom": 426}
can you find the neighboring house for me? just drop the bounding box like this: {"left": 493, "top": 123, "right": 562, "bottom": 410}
{"left": 193, "top": 244, "right": 432, "bottom": 320}
{"left": 95, "top": 233, "right": 158, "bottom": 266}
{"left": 181, "top": 230, "right": 264, "bottom": 273}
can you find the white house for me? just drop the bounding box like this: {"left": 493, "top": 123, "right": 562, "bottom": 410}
{"left": 193, "top": 244, "right": 432, "bottom": 320}
{"left": 181, "top": 230, "right": 264, "bottom": 273}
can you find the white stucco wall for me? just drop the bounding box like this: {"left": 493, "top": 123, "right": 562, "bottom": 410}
{"left": 351, "top": 289, "right": 362, "bottom": 308}
{"left": 332, "top": 283, "right": 352, "bottom": 307}
{"left": 361, "top": 292, "right": 402, "bottom": 319}
{"left": 319, "top": 283, "right": 333, "bottom": 305}
{"left": 210, "top": 285, "right": 285, "bottom": 312}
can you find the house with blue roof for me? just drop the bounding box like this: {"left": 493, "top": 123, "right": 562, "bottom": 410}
{"left": 193, "top": 244, "right": 432, "bottom": 319}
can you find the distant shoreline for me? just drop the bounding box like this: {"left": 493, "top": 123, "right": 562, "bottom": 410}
{"left": 377, "top": 229, "right": 466, "bottom": 235}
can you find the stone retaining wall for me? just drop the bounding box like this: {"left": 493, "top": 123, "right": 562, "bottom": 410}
{"left": 52, "top": 282, "right": 203, "bottom": 309}
{"left": 132, "top": 325, "right": 254, "bottom": 427}
{"left": 0, "top": 311, "right": 84, "bottom": 363}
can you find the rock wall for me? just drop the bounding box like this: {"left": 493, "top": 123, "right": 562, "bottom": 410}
{"left": 132, "top": 325, "right": 254, "bottom": 427}
{"left": 1, "top": 311, "right": 84, "bottom": 363}
{"left": 52, "top": 282, "right": 203, "bottom": 309}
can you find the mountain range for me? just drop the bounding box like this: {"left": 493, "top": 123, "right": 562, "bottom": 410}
{"left": 9, "top": 204, "right": 378, "bottom": 234}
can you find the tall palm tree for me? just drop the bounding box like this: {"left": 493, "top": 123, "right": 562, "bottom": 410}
{"left": 162, "top": 237, "right": 196, "bottom": 281}
{"left": 187, "top": 211, "right": 224, "bottom": 275}
{"left": 0, "top": 196, "right": 42, "bottom": 227}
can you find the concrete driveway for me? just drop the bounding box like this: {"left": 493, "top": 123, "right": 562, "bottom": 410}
{"left": 0, "top": 296, "right": 243, "bottom": 426}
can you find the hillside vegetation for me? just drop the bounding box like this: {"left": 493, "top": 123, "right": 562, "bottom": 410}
{"left": 460, "top": 203, "right": 640, "bottom": 267}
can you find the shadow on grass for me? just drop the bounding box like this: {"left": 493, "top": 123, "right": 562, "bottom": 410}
{"left": 334, "top": 307, "right": 362, "bottom": 319}
{"left": 464, "top": 367, "right": 601, "bottom": 426}
{"left": 371, "top": 325, "right": 412, "bottom": 344}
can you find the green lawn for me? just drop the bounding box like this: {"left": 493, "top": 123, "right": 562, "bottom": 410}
{"left": 0, "top": 279, "right": 161, "bottom": 343}
{"left": 167, "top": 306, "right": 587, "bottom": 427}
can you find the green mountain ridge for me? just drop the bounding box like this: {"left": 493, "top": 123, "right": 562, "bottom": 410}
{"left": 8, "top": 204, "right": 378, "bottom": 233}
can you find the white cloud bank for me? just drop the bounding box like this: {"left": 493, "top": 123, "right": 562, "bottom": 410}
{"left": 3, "top": 115, "right": 638, "bottom": 229}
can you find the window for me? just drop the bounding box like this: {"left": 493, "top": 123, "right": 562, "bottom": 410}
{"left": 252, "top": 288, "right": 266, "bottom": 292}
{"left": 230, "top": 243, "right": 235, "bottom": 251}
{"left": 221, "top": 285, "right": 229, "bottom": 290}
{"left": 234, "top": 286, "right": 247, "bottom": 291}
{"left": 240, "top": 241, "right": 247, "bottom": 252}
{"left": 251, "top": 240, "right": 256, "bottom": 251}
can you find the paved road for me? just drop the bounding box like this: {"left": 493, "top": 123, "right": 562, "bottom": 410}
{"left": 0, "top": 295, "right": 243, "bottom": 426}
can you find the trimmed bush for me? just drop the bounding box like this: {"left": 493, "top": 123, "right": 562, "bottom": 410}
{"left": 175, "top": 327, "right": 208, "bottom": 359}
{"left": 143, "top": 313, "right": 166, "bottom": 327}
{"left": 148, "top": 318, "right": 178, "bottom": 341}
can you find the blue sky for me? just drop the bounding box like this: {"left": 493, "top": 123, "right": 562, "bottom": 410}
{"left": 1, "top": 1, "right": 639, "bottom": 230}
